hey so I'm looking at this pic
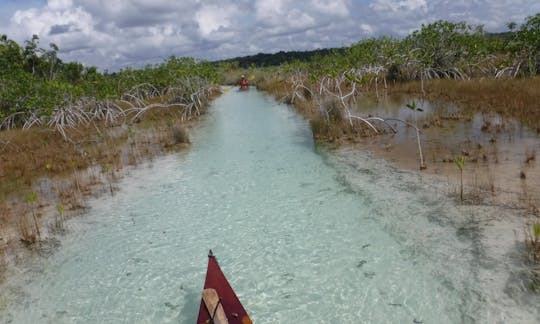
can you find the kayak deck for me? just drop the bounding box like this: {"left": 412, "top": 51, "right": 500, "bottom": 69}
{"left": 197, "top": 250, "right": 252, "bottom": 324}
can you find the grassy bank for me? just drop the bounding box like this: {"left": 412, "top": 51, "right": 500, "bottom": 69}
{"left": 0, "top": 89, "right": 219, "bottom": 276}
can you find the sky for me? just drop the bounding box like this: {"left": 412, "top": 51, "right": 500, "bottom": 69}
{"left": 0, "top": 0, "right": 539, "bottom": 71}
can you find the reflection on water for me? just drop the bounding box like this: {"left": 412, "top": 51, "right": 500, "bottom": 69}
{"left": 352, "top": 92, "right": 540, "bottom": 204}
{"left": 0, "top": 88, "right": 538, "bottom": 323}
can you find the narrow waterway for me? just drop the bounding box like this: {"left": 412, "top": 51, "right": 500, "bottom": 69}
{"left": 1, "top": 88, "right": 538, "bottom": 323}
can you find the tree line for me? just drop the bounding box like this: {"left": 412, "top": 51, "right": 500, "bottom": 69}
{"left": 218, "top": 14, "right": 540, "bottom": 81}
{"left": 0, "top": 34, "right": 218, "bottom": 134}
{"left": 215, "top": 48, "right": 344, "bottom": 69}
{"left": 275, "top": 13, "right": 540, "bottom": 81}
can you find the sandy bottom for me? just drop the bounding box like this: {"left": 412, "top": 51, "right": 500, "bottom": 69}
{"left": 0, "top": 122, "right": 194, "bottom": 275}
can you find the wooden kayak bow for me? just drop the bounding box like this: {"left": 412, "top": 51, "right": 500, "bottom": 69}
{"left": 197, "top": 250, "right": 252, "bottom": 324}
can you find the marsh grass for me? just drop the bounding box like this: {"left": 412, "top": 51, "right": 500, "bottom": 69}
{"left": 102, "top": 164, "right": 115, "bottom": 196}
{"left": 256, "top": 77, "right": 293, "bottom": 101}
{"left": 54, "top": 204, "right": 64, "bottom": 231}
{"left": 18, "top": 212, "right": 38, "bottom": 245}
{"left": 0, "top": 102, "right": 204, "bottom": 196}
{"left": 172, "top": 125, "right": 190, "bottom": 144}
{"left": 263, "top": 72, "right": 540, "bottom": 291}
{"left": 389, "top": 78, "right": 540, "bottom": 130}
{"left": 454, "top": 156, "right": 466, "bottom": 202}
{"left": 0, "top": 249, "right": 6, "bottom": 279}
{"left": 528, "top": 223, "right": 540, "bottom": 263}
{"left": 524, "top": 222, "right": 540, "bottom": 282}
{"left": 25, "top": 192, "right": 40, "bottom": 241}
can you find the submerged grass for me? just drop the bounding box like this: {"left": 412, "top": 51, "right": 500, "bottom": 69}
{"left": 388, "top": 78, "right": 540, "bottom": 131}
{"left": 528, "top": 223, "right": 540, "bottom": 263}
{"left": 0, "top": 94, "right": 217, "bottom": 263}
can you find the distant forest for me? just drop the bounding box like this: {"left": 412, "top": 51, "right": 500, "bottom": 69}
{"left": 215, "top": 32, "right": 513, "bottom": 68}
{"left": 215, "top": 48, "right": 344, "bottom": 68}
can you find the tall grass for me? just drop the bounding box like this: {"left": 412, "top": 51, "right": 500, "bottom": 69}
{"left": 454, "top": 156, "right": 466, "bottom": 201}
{"left": 527, "top": 223, "right": 540, "bottom": 263}
{"left": 26, "top": 192, "right": 40, "bottom": 241}
{"left": 55, "top": 204, "right": 64, "bottom": 230}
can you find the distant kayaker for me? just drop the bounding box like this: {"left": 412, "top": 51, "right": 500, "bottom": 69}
{"left": 239, "top": 75, "right": 248, "bottom": 89}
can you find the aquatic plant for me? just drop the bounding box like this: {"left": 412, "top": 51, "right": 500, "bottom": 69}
{"left": 0, "top": 249, "right": 6, "bottom": 275}
{"left": 103, "top": 164, "right": 114, "bottom": 196}
{"left": 71, "top": 161, "right": 82, "bottom": 197}
{"left": 454, "top": 156, "right": 465, "bottom": 201}
{"left": 525, "top": 149, "right": 536, "bottom": 164}
{"left": 25, "top": 191, "right": 40, "bottom": 241}
{"left": 533, "top": 223, "right": 540, "bottom": 245}
{"left": 406, "top": 101, "right": 426, "bottom": 170}
{"left": 55, "top": 204, "right": 64, "bottom": 230}
{"left": 18, "top": 215, "right": 36, "bottom": 244}
{"left": 525, "top": 223, "right": 540, "bottom": 263}
{"left": 0, "top": 64, "right": 218, "bottom": 255}
{"left": 172, "top": 125, "right": 190, "bottom": 144}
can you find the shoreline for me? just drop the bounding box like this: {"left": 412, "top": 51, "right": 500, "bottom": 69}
{"left": 347, "top": 122, "right": 539, "bottom": 212}
{"left": 329, "top": 146, "right": 540, "bottom": 320}
{"left": 0, "top": 110, "right": 205, "bottom": 282}
{"left": 266, "top": 79, "right": 540, "bottom": 223}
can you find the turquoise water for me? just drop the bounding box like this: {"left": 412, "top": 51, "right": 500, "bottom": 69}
{"left": 1, "top": 88, "right": 538, "bottom": 323}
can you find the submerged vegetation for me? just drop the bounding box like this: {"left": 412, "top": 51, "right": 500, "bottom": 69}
{"left": 454, "top": 156, "right": 466, "bottom": 202}
{"left": 528, "top": 223, "right": 540, "bottom": 263}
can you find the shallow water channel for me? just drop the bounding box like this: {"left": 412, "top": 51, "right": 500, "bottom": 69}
{"left": 1, "top": 87, "right": 538, "bottom": 323}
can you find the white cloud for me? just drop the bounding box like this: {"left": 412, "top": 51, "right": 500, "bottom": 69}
{"left": 11, "top": 3, "right": 94, "bottom": 39}
{"left": 255, "top": 0, "right": 286, "bottom": 27}
{"left": 288, "top": 10, "right": 316, "bottom": 30}
{"left": 196, "top": 4, "right": 238, "bottom": 38}
{"left": 48, "top": 0, "right": 73, "bottom": 10}
{"left": 370, "top": 0, "right": 427, "bottom": 13}
{"left": 311, "top": 0, "right": 351, "bottom": 17}
{"left": 360, "top": 24, "right": 374, "bottom": 35}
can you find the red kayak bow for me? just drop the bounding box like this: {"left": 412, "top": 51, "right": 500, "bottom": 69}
{"left": 197, "top": 250, "right": 252, "bottom": 324}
